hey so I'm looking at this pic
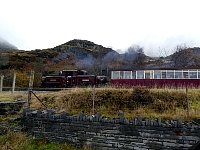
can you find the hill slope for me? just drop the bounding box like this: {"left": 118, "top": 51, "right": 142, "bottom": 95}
{"left": 0, "top": 38, "right": 18, "bottom": 51}
{"left": 1, "top": 39, "right": 200, "bottom": 75}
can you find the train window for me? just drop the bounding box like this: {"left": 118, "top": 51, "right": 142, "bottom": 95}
{"left": 161, "top": 71, "right": 167, "bottom": 79}
{"left": 112, "top": 71, "right": 120, "bottom": 79}
{"left": 183, "top": 71, "right": 189, "bottom": 79}
{"left": 154, "top": 70, "right": 161, "bottom": 79}
{"left": 198, "top": 71, "right": 200, "bottom": 79}
{"left": 132, "top": 71, "right": 136, "bottom": 79}
{"left": 145, "top": 70, "right": 153, "bottom": 79}
{"left": 175, "top": 71, "right": 183, "bottom": 79}
{"left": 124, "top": 71, "right": 132, "bottom": 79}
{"left": 189, "top": 71, "right": 197, "bottom": 79}
{"left": 137, "top": 71, "right": 144, "bottom": 79}
{"left": 120, "top": 71, "right": 123, "bottom": 79}
{"left": 166, "top": 71, "right": 174, "bottom": 79}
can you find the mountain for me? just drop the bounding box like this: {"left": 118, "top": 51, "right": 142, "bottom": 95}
{"left": 0, "top": 38, "right": 18, "bottom": 51}
{"left": 169, "top": 47, "right": 200, "bottom": 68}
{"left": 51, "top": 39, "right": 117, "bottom": 60}
{"left": 1, "top": 39, "right": 200, "bottom": 75}
{"left": 0, "top": 39, "right": 118, "bottom": 73}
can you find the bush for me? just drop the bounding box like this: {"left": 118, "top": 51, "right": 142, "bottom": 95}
{"left": 151, "top": 91, "right": 186, "bottom": 112}
{"left": 128, "top": 87, "right": 153, "bottom": 109}
{"left": 31, "top": 88, "right": 200, "bottom": 121}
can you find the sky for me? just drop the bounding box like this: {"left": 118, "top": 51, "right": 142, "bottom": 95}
{"left": 0, "top": 0, "right": 200, "bottom": 56}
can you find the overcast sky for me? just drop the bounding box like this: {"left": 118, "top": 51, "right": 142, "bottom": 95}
{"left": 0, "top": 0, "right": 200, "bottom": 56}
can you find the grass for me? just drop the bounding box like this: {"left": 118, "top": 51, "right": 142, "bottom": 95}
{"left": 29, "top": 87, "right": 200, "bottom": 122}
{"left": 0, "top": 91, "right": 27, "bottom": 102}
{"left": 0, "top": 87, "right": 199, "bottom": 122}
{"left": 0, "top": 131, "right": 91, "bottom": 150}
{"left": 0, "top": 87, "right": 199, "bottom": 149}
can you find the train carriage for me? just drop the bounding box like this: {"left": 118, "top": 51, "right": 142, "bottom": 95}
{"left": 111, "top": 69, "right": 200, "bottom": 88}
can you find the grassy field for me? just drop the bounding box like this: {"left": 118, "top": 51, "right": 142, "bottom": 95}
{"left": 0, "top": 131, "right": 91, "bottom": 150}
{"left": 27, "top": 87, "right": 200, "bottom": 122}
{"left": 0, "top": 91, "right": 27, "bottom": 102}
{"left": 0, "top": 87, "right": 199, "bottom": 149}
{"left": 0, "top": 87, "right": 199, "bottom": 121}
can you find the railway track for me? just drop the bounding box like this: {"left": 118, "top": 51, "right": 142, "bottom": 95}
{"left": 0, "top": 87, "right": 77, "bottom": 92}
{"left": 0, "top": 86, "right": 102, "bottom": 92}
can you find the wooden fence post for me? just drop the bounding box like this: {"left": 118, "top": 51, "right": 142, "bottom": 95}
{"left": 12, "top": 72, "right": 16, "bottom": 94}
{"left": 186, "top": 86, "right": 190, "bottom": 120}
{"left": 27, "top": 70, "right": 34, "bottom": 108}
{"left": 92, "top": 85, "right": 95, "bottom": 115}
{"left": 0, "top": 75, "right": 4, "bottom": 92}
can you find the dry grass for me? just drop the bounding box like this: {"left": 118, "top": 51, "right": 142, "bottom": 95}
{"left": 0, "top": 91, "right": 27, "bottom": 102}
{"left": 28, "top": 87, "right": 200, "bottom": 122}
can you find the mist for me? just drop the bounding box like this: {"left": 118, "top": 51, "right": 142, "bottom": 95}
{"left": 0, "top": 37, "right": 18, "bottom": 50}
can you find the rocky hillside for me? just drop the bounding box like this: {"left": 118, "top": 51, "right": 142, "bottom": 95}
{"left": 1, "top": 39, "right": 200, "bottom": 76}
{"left": 165, "top": 47, "right": 200, "bottom": 69}
{"left": 0, "top": 39, "right": 118, "bottom": 74}
{"left": 50, "top": 39, "right": 117, "bottom": 64}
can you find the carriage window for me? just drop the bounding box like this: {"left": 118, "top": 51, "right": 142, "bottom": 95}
{"left": 198, "top": 71, "right": 200, "bottom": 79}
{"left": 145, "top": 70, "right": 153, "bottom": 79}
{"left": 132, "top": 71, "right": 136, "bottom": 79}
{"left": 161, "top": 71, "right": 167, "bottom": 79}
{"left": 189, "top": 71, "right": 197, "bottom": 79}
{"left": 112, "top": 71, "right": 120, "bottom": 79}
{"left": 154, "top": 70, "right": 161, "bottom": 79}
{"left": 124, "top": 71, "right": 132, "bottom": 79}
{"left": 183, "top": 71, "right": 189, "bottom": 79}
{"left": 120, "top": 71, "right": 123, "bottom": 79}
{"left": 166, "top": 71, "right": 174, "bottom": 79}
{"left": 137, "top": 71, "right": 144, "bottom": 79}
{"left": 175, "top": 71, "right": 183, "bottom": 79}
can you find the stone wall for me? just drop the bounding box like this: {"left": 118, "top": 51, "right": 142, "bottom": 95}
{"left": 0, "top": 101, "right": 25, "bottom": 115}
{"left": 22, "top": 109, "right": 200, "bottom": 150}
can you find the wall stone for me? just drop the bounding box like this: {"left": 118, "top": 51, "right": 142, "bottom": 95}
{"left": 0, "top": 101, "right": 25, "bottom": 115}
{"left": 22, "top": 108, "right": 200, "bottom": 150}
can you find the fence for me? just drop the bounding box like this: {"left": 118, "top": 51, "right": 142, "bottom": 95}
{"left": 0, "top": 70, "right": 35, "bottom": 93}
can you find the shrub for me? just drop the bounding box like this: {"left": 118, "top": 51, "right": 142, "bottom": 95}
{"left": 128, "top": 87, "right": 153, "bottom": 109}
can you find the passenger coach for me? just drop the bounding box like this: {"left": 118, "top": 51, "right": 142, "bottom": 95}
{"left": 111, "top": 69, "right": 200, "bottom": 88}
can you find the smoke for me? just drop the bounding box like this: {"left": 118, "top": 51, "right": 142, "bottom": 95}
{"left": 100, "top": 51, "right": 119, "bottom": 69}
{"left": 76, "top": 54, "right": 96, "bottom": 69}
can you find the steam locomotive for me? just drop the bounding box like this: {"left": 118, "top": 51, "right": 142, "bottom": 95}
{"left": 41, "top": 70, "right": 108, "bottom": 88}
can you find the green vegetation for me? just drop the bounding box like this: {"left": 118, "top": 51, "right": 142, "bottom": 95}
{"left": 0, "top": 92, "right": 26, "bottom": 102}
{"left": 0, "top": 87, "right": 199, "bottom": 149}
{"left": 0, "top": 131, "right": 86, "bottom": 150}
{"left": 30, "top": 87, "right": 200, "bottom": 122}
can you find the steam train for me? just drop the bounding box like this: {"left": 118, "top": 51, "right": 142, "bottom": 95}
{"left": 111, "top": 69, "right": 200, "bottom": 88}
{"left": 41, "top": 70, "right": 108, "bottom": 88}
{"left": 42, "top": 69, "right": 200, "bottom": 88}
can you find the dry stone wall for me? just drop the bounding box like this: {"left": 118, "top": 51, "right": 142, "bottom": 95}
{"left": 0, "top": 101, "right": 25, "bottom": 115}
{"left": 22, "top": 109, "right": 200, "bottom": 150}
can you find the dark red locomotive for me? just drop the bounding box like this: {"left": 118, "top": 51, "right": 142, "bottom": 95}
{"left": 42, "top": 70, "right": 108, "bottom": 88}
